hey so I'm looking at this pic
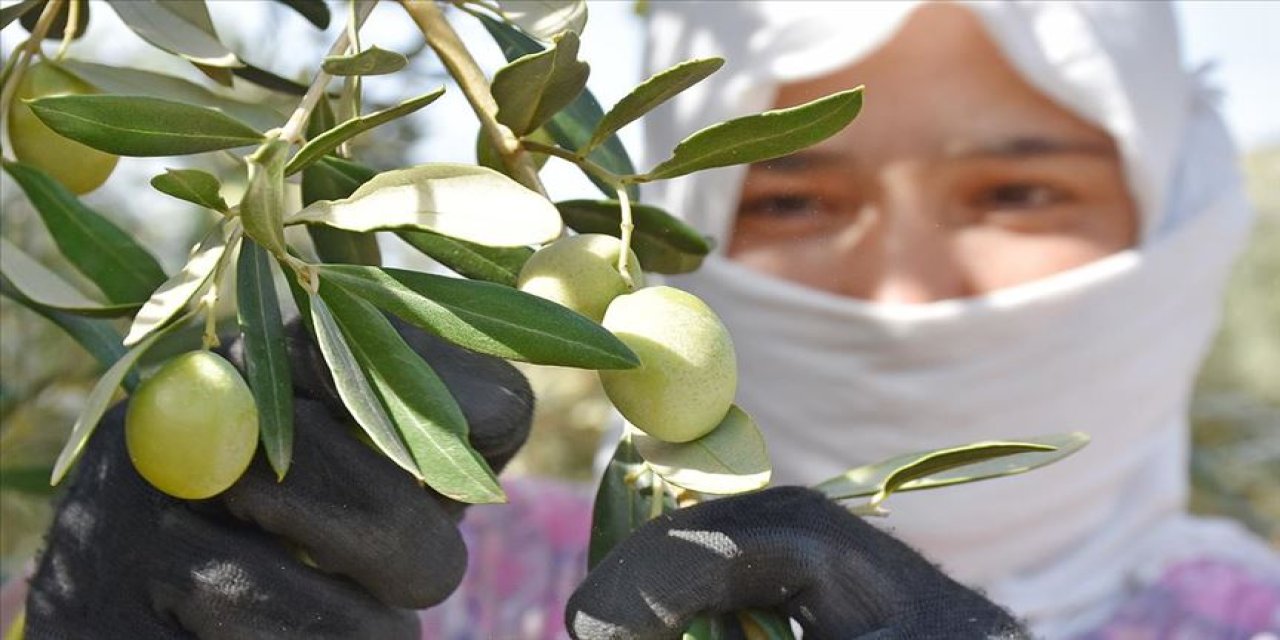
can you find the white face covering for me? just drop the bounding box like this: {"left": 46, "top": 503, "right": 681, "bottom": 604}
{"left": 638, "top": 1, "right": 1268, "bottom": 635}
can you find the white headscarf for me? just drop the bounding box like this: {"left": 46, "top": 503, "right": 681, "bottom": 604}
{"left": 637, "top": 1, "right": 1274, "bottom": 636}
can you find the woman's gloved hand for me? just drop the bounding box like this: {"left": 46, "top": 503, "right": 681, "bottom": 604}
{"left": 23, "top": 319, "right": 533, "bottom": 639}
{"left": 566, "top": 487, "right": 1028, "bottom": 640}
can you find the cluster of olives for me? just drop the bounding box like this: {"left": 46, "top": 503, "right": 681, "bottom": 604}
{"left": 7, "top": 62, "right": 118, "bottom": 194}
{"left": 518, "top": 234, "right": 737, "bottom": 443}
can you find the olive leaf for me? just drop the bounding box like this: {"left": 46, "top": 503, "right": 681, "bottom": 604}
{"left": 308, "top": 294, "right": 422, "bottom": 481}
{"left": 0, "top": 237, "right": 140, "bottom": 317}
{"left": 123, "top": 222, "right": 236, "bottom": 347}
{"left": 107, "top": 0, "right": 241, "bottom": 77}
{"left": 284, "top": 87, "right": 446, "bottom": 176}
{"left": 397, "top": 230, "right": 532, "bottom": 287}
{"left": 240, "top": 139, "right": 289, "bottom": 257}
{"left": 301, "top": 153, "right": 382, "bottom": 266}
{"left": 491, "top": 30, "right": 590, "bottom": 137}
{"left": 556, "top": 199, "right": 712, "bottom": 274}
{"left": 586, "top": 57, "right": 723, "bottom": 155}
{"left": 150, "top": 168, "right": 228, "bottom": 212}
{"left": 57, "top": 60, "right": 285, "bottom": 131}
{"left": 236, "top": 239, "right": 294, "bottom": 481}
{"left": 287, "top": 164, "right": 563, "bottom": 248}
{"left": 322, "top": 45, "right": 408, "bottom": 76}
{"left": 643, "top": 87, "right": 864, "bottom": 181}
{"left": 26, "top": 95, "right": 264, "bottom": 156}
{"left": 497, "top": 0, "right": 588, "bottom": 39}
{"left": 320, "top": 283, "right": 505, "bottom": 504}
{"left": 478, "top": 14, "right": 637, "bottom": 198}
{"left": 272, "top": 0, "right": 330, "bottom": 29}
{"left": 50, "top": 310, "right": 194, "bottom": 485}
{"left": 2, "top": 160, "right": 166, "bottom": 304}
{"left": 588, "top": 436, "right": 674, "bottom": 569}
{"left": 317, "top": 265, "right": 639, "bottom": 370}
{"left": 0, "top": 277, "right": 132, "bottom": 383}
{"left": 632, "top": 406, "right": 772, "bottom": 495}
{"left": 813, "top": 432, "right": 1091, "bottom": 505}
{"left": 1, "top": 0, "right": 43, "bottom": 29}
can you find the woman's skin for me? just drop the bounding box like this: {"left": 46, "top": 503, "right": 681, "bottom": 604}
{"left": 730, "top": 3, "right": 1138, "bottom": 303}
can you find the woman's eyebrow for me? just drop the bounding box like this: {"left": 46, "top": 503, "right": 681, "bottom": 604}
{"left": 946, "top": 136, "right": 1116, "bottom": 159}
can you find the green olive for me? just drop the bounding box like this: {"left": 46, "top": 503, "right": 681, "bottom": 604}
{"left": 517, "top": 233, "right": 644, "bottom": 322}
{"left": 126, "top": 351, "right": 259, "bottom": 500}
{"left": 599, "top": 286, "right": 737, "bottom": 443}
{"left": 7, "top": 62, "right": 118, "bottom": 194}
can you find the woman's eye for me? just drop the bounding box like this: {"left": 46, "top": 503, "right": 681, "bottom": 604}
{"left": 740, "top": 194, "right": 827, "bottom": 219}
{"left": 976, "top": 183, "right": 1067, "bottom": 210}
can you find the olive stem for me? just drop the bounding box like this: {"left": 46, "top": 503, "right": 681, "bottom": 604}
{"left": 616, "top": 186, "right": 636, "bottom": 288}
{"left": 648, "top": 472, "right": 665, "bottom": 520}
{"left": 200, "top": 285, "right": 220, "bottom": 350}
{"left": 54, "top": 0, "right": 81, "bottom": 61}
{"left": 399, "top": 0, "right": 546, "bottom": 195}
{"left": 521, "top": 139, "right": 624, "bottom": 186}
{"left": 278, "top": 0, "right": 376, "bottom": 144}
{"left": 0, "top": 0, "right": 66, "bottom": 149}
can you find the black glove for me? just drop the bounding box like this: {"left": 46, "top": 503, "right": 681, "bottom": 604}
{"left": 24, "top": 319, "right": 533, "bottom": 639}
{"left": 566, "top": 486, "right": 1028, "bottom": 639}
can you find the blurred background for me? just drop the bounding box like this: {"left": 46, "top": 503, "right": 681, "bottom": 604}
{"left": 1, "top": 0, "right": 1276, "bottom": 582}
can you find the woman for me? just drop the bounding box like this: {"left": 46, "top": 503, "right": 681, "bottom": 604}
{"left": 565, "top": 1, "right": 1278, "bottom": 637}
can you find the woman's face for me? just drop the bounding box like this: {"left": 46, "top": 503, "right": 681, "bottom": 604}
{"left": 729, "top": 4, "right": 1138, "bottom": 303}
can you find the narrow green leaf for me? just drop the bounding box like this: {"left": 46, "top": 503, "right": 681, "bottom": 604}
{"left": 497, "top": 0, "right": 587, "bottom": 39}
{"left": 491, "top": 30, "right": 589, "bottom": 136}
{"left": 644, "top": 87, "right": 864, "bottom": 181}
{"left": 107, "top": 0, "right": 241, "bottom": 69}
{"left": 587, "top": 57, "right": 723, "bottom": 154}
{"left": 1, "top": 0, "right": 43, "bottom": 29}
{"left": 318, "top": 265, "right": 639, "bottom": 369}
{"left": 57, "top": 59, "right": 285, "bottom": 131}
{"left": 27, "top": 95, "right": 264, "bottom": 157}
{"left": 322, "top": 45, "right": 408, "bottom": 76}
{"left": 240, "top": 139, "right": 289, "bottom": 256}
{"left": 288, "top": 163, "right": 563, "bottom": 247}
{"left": 397, "top": 230, "right": 531, "bottom": 286}
{"left": 301, "top": 155, "right": 382, "bottom": 266}
{"left": 308, "top": 293, "right": 422, "bottom": 480}
{"left": 813, "top": 432, "right": 1091, "bottom": 503}
{"left": 0, "top": 237, "right": 140, "bottom": 317}
{"left": 3, "top": 160, "right": 166, "bottom": 303}
{"left": 478, "top": 14, "right": 637, "bottom": 199}
{"left": 51, "top": 312, "right": 191, "bottom": 485}
{"left": 0, "top": 276, "right": 133, "bottom": 386}
{"left": 123, "top": 222, "right": 233, "bottom": 347}
{"left": 273, "top": 0, "right": 330, "bottom": 29}
{"left": 230, "top": 62, "right": 308, "bottom": 95}
{"left": 285, "top": 87, "right": 445, "bottom": 176}
{"left": 557, "top": 199, "right": 712, "bottom": 274}
{"left": 632, "top": 406, "right": 771, "bottom": 495}
{"left": 17, "top": 0, "right": 89, "bottom": 41}
{"left": 588, "top": 436, "right": 672, "bottom": 569}
{"left": 150, "top": 168, "right": 228, "bottom": 212}
{"left": 0, "top": 466, "right": 59, "bottom": 496}
{"left": 321, "top": 283, "right": 505, "bottom": 503}
{"left": 236, "top": 240, "right": 294, "bottom": 480}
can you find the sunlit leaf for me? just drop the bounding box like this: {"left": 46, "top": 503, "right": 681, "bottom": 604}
{"left": 273, "top": 0, "right": 330, "bottom": 29}
{"left": 643, "top": 87, "right": 863, "bottom": 181}
{"left": 108, "top": 0, "right": 241, "bottom": 69}
{"left": 27, "top": 95, "right": 264, "bottom": 156}
{"left": 633, "top": 406, "right": 771, "bottom": 495}
{"left": 2, "top": 160, "right": 166, "bottom": 303}
{"left": 0, "top": 237, "right": 140, "bottom": 317}
{"left": 491, "top": 30, "right": 589, "bottom": 137}
{"left": 322, "top": 45, "right": 408, "bottom": 76}
{"left": 320, "top": 283, "right": 504, "bottom": 503}
{"left": 288, "top": 163, "right": 563, "bottom": 247}
{"left": 318, "top": 265, "right": 639, "bottom": 369}
{"left": 397, "top": 230, "right": 532, "bottom": 286}
{"left": 51, "top": 312, "right": 192, "bottom": 485}
{"left": 478, "top": 13, "right": 636, "bottom": 199}
{"left": 308, "top": 294, "right": 421, "bottom": 480}
{"left": 285, "top": 88, "right": 445, "bottom": 176}
{"left": 587, "top": 57, "right": 722, "bottom": 154}
{"left": 588, "top": 435, "right": 673, "bottom": 569}
{"left": 240, "top": 139, "right": 289, "bottom": 256}
{"left": 150, "top": 168, "right": 228, "bottom": 212}
{"left": 497, "top": 0, "right": 587, "bottom": 39}
{"left": 556, "top": 199, "right": 712, "bottom": 274}
{"left": 813, "top": 432, "right": 1091, "bottom": 504}
{"left": 123, "top": 222, "right": 234, "bottom": 347}
{"left": 236, "top": 239, "right": 293, "bottom": 480}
